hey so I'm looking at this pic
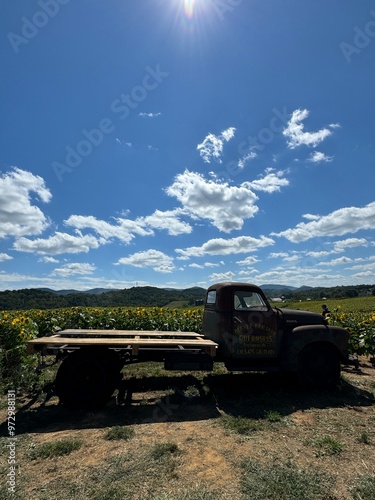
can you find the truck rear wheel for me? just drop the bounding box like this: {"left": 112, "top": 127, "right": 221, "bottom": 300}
{"left": 298, "top": 343, "right": 340, "bottom": 390}
{"left": 55, "top": 349, "right": 121, "bottom": 408}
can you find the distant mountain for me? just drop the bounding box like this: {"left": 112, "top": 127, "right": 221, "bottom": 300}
{"left": 260, "top": 284, "right": 297, "bottom": 291}
{"left": 37, "top": 287, "right": 115, "bottom": 295}
{"left": 260, "top": 284, "right": 313, "bottom": 292}
{"left": 0, "top": 286, "right": 207, "bottom": 310}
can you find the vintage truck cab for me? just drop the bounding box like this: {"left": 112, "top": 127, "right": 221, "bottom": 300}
{"left": 202, "top": 282, "right": 349, "bottom": 388}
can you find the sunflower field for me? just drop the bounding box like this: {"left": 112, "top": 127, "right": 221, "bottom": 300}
{"left": 0, "top": 306, "right": 203, "bottom": 391}
{"left": 329, "top": 308, "right": 375, "bottom": 358}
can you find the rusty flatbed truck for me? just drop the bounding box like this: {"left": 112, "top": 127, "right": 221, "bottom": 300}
{"left": 27, "top": 282, "right": 350, "bottom": 407}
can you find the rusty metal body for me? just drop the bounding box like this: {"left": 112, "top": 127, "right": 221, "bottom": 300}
{"left": 203, "top": 282, "right": 349, "bottom": 371}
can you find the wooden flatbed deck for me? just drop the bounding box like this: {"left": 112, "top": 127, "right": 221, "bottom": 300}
{"left": 27, "top": 329, "right": 218, "bottom": 357}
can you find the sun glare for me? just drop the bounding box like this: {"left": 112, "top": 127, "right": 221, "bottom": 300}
{"left": 183, "top": 0, "right": 196, "bottom": 19}
{"left": 177, "top": 0, "right": 210, "bottom": 20}
{"left": 165, "top": 0, "right": 217, "bottom": 39}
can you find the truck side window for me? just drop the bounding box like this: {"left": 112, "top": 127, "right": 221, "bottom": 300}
{"left": 206, "top": 290, "right": 217, "bottom": 305}
{"left": 234, "top": 291, "right": 267, "bottom": 310}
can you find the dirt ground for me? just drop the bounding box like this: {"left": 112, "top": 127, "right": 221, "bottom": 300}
{"left": 1, "top": 358, "right": 375, "bottom": 499}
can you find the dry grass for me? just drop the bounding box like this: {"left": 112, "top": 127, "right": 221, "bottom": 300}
{"left": 0, "top": 358, "right": 375, "bottom": 499}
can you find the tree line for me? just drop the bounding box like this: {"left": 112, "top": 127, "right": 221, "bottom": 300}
{"left": 0, "top": 283, "right": 373, "bottom": 311}
{"left": 0, "top": 287, "right": 206, "bottom": 310}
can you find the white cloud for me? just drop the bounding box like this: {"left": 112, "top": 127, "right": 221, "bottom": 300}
{"left": 139, "top": 112, "right": 161, "bottom": 118}
{"left": 306, "top": 250, "right": 331, "bottom": 258}
{"left": 238, "top": 152, "right": 257, "bottom": 169}
{"left": 138, "top": 209, "right": 192, "bottom": 236}
{"left": 189, "top": 263, "right": 204, "bottom": 269}
{"left": 255, "top": 266, "right": 345, "bottom": 288}
{"left": 308, "top": 151, "right": 333, "bottom": 163}
{"left": 166, "top": 170, "right": 259, "bottom": 232}
{"left": 347, "top": 260, "right": 375, "bottom": 272}
{"left": 333, "top": 238, "right": 368, "bottom": 253}
{"left": 209, "top": 271, "right": 235, "bottom": 282}
{"left": 283, "top": 254, "right": 301, "bottom": 262}
{"left": 0, "top": 167, "right": 51, "bottom": 238}
{"left": 269, "top": 252, "right": 289, "bottom": 259}
{"left": 268, "top": 251, "right": 301, "bottom": 262}
{"left": 39, "top": 256, "right": 59, "bottom": 263}
{"left": 353, "top": 270, "right": 375, "bottom": 278}
{"left": 236, "top": 256, "right": 259, "bottom": 266}
{"left": 189, "top": 261, "right": 221, "bottom": 269}
{"left": 220, "top": 127, "right": 236, "bottom": 142}
{"left": 319, "top": 256, "right": 353, "bottom": 266}
{"left": 176, "top": 235, "right": 274, "bottom": 259}
{"left": 14, "top": 232, "right": 101, "bottom": 255}
{"left": 273, "top": 202, "right": 375, "bottom": 242}
{"left": 197, "top": 127, "right": 236, "bottom": 163}
{"left": 303, "top": 213, "right": 320, "bottom": 221}
{"left": 0, "top": 253, "right": 13, "bottom": 262}
{"left": 66, "top": 210, "right": 191, "bottom": 240}
{"left": 51, "top": 263, "right": 96, "bottom": 277}
{"left": 283, "top": 109, "right": 333, "bottom": 149}
{"left": 116, "top": 138, "right": 132, "bottom": 147}
{"left": 65, "top": 215, "right": 153, "bottom": 244}
{"left": 116, "top": 249, "right": 175, "bottom": 273}
{"left": 245, "top": 169, "right": 289, "bottom": 193}
{"left": 197, "top": 133, "right": 223, "bottom": 163}
{"left": 238, "top": 269, "right": 258, "bottom": 276}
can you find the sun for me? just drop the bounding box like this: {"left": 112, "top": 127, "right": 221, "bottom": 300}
{"left": 183, "top": 0, "right": 196, "bottom": 18}
{"left": 176, "top": 0, "right": 210, "bottom": 20}
{"left": 165, "top": 0, "right": 216, "bottom": 38}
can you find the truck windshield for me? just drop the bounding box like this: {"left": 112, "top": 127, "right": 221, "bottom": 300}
{"left": 234, "top": 291, "right": 268, "bottom": 311}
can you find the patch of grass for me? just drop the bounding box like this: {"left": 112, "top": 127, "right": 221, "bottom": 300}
{"left": 29, "top": 438, "right": 83, "bottom": 460}
{"left": 153, "top": 488, "right": 220, "bottom": 500}
{"left": 150, "top": 442, "right": 181, "bottom": 460}
{"left": 102, "top": 445, "right": 182, "bottom": 494}
{"left": 123, "top": 361, "right": 169, "bottom": 378}
{"left": 184, "top": 385, "right": 201, "bottom": 398}
{"left": 309, "top": 435, "right": 345, "bottom": 457}
{"left": 220, "top": 414, "right": 262, "bottom": 435}
{"left": 357, "top": 431, "right": 371, "bottom": 445}
{"left": 264, "top": 409, "right": 283, "bottom": 422}
{"left": 103, "top": 426, "right": 135, "bottom": 441}
{"left": 350, "top": 474, "right": 375, "bottom": 499}
{"left": 240, "top": 459, "right": 335, "bottom": 500}
{"left": 91, "top": 485, "right": 130, "bottom": 500}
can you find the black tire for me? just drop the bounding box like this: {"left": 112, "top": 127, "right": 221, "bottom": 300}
{"left": 55, "top": 349, "right": 121, "bottom": 408}
{"left": 298, "top": 343, "right": 341, "bottom": 390}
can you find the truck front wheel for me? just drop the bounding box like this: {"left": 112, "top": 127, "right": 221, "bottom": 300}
{"left": 55, "top": 349, "right": 121, "bottom": 408}
{"left": 298, "top": 343, "right": 340, "bottom": 390}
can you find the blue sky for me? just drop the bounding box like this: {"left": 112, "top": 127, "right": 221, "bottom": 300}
{"left": 1, "top": 0, "right": 375, "bottom": 291}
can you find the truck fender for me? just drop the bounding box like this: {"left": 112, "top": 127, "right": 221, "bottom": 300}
{"left": 297, "top": 341, "right": 342, "bottom": 390}
{"left": 281, "top": 324, "right": 348, "bottom": 371}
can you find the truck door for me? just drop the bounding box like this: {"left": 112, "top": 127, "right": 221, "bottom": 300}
{"left": 231, "top": 289, "right": 278, "bottom": 359}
